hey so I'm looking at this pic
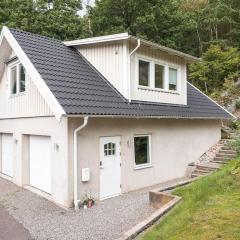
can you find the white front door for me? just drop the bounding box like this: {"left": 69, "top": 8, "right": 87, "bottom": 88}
{"left": 29, "top": 135, "right": 51, "bottom": 194}
{"left": 1, "top": 133, "right": 14, "bottom": 177}
{"left": 100, "top": 136, "right": 121, "bottom": 200}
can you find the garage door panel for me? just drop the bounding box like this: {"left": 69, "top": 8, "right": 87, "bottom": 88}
{"left": 1, "top": 134, "right": 14, "bottom": 177}
{"left": 29, "top": 136, "right": 51, "bottom": 194}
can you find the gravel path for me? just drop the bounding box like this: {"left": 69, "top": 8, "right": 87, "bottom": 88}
{"left": 0, "top": 205, "right": 32, "bottom": 240}
{"left": 0, "top": 178, "right": 156, "bottom": 240}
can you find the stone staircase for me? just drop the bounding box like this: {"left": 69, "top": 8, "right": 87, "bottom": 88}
{"left": 191, "top": 139, "right": 237, "bottom": 178}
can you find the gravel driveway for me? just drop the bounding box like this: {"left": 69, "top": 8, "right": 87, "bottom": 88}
{"left": 0, "top": 178, "right": 156, "bottom": 240}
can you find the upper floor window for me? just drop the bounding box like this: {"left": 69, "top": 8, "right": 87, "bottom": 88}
{"left": 9, "top": 62, "right": 26, "bottom": 96}
{"left": 155, "top": 64, "right": 164, "bottom": 89}
{"left": 169, "top": 67, "right": 177, "bottom": 91}
{"left": 139, "top": 60, "right": 150, "bottom": 87}
{"left": 137, "top": 56, "right": 179, "bottom": 92}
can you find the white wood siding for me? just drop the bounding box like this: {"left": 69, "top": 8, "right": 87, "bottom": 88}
{"left": 130, "top": 43, "right": 187, "bottom": 105}
{"left": 78, "top": 41, "right": 128, "bottom": 98}
{"left": 78, "top": 41, "right": 187, "bottom": 105}
{"left": 0, "top": 60, "right": 53, "bottom": 119}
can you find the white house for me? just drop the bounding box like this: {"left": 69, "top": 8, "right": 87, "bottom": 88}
{"left": 0, "top": 27, "right": 233, "bottom": 208}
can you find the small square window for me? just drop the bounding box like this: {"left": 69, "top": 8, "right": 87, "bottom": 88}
{"left": 134, "top": 136, "right": 150, "bottom": 166}
{"left": 169, "top": 68, "right": 178, "bottom": 91}
{"left": 155, "top": 64, "right": 164, "bottom": 89}
{"left": 139, "top": 60, "right": 150, "bottom": 87}
{"left": 104, "top": 142, "right": 116, "bottom": 156}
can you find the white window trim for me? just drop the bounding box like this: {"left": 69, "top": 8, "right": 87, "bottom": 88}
{"left": 137, "top": 58, "right": 152, "bottom": 87}
{"left": 8, "top": 60, "right": 26, "bottom": 98}
{"left": 135, "top": 54, "right": 181, "bottom": 94}
{"left": 134, "top": 134, "right": 152, "bottom": 170}
{"left": 168, "top": 65, "right": 180, "bottom": 92}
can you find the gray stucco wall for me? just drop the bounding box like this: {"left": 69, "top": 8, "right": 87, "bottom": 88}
{"left": 68, "top": 118, "right": 221, "bottom": 201}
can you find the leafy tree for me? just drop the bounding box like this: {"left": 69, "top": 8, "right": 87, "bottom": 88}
{"left": 189, "top": 45, "right": 240, "bottom": 93}
{"left": 88, "top": 0, "right": 184, "bottom": 50}
{"left": 179, "top": 0, "right": 240, "bottom": 55}
{"left": 0, "top": 0, "right": 83, "bottom": 40}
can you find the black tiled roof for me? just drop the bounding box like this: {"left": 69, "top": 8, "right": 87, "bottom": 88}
{"left": 10, "top": 28, "right": 232, "bottom": 119}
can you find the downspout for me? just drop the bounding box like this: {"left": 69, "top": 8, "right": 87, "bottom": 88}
{"left": 73, "top": 116, "right": 89, "bottom": 210}
{"left": 128, "top": 39, "right": 141, "bottom": 102}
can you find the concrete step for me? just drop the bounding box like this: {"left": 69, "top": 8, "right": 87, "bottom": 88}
{"left": 212, "top": 160, "right": 227, "bottom": 164}
{"left": 196, "top": 163, "right": 220, "bottom": 171}
{"left": 195, "top": 167, "right": 213, "bottom": 173}
{"left": 219, "top": 149, "right": 237, "bottom": 155}
{"left": 216, "top": 153, "right": 236, "bottom": 158}
{"left": 214, "top": 155, "right": 233, "bottom": 160}
{"left": 193, "top": 169, "right": 212, "bottom": 175}
{"left": 221, "top": 146, "right": 234, "bottom": 151}
{"left": 191, "top": 173, "right": 204, "bottom": 178}
{"left": 220, "top": 139, "right": 232, "bottom": 143}
{"left": 212, "top": 157, "right": 232, "bottom": 163}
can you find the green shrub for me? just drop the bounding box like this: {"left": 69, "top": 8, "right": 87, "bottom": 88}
{"left": 231, "top": 139, "right": 240, "bottom": 154}
{"left": 236, "top": 100, "right": 240, "bottom": 109}
{"left": 229, "top": 120, "right": 240, "bottom": 130}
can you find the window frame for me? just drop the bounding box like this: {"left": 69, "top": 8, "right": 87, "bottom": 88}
{"left": 134, "top": 134, "right": 152, "bottom": 170}
{"left": 168, "top": 66, "right": 179, "bottom": 91}
{"left": 136, "top": 54, "right": 180, "bottom": 94}
{"left": 8, "top": 61, "right": 26, "bottom": 97}
{"left": 154, "top": 63, "right": 166, "bottom": 90}
{"left": 138, "top": 58, "right": 151, "bottom": 87}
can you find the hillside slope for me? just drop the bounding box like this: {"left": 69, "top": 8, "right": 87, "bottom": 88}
{"left": 141, "top": 158, "right": 240, "bottom": 240}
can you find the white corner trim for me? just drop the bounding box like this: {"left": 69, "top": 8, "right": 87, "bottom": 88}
{"left": 188, "top": 82, "right": 236, "bottom": 119}
{"left": 1, "top": 26, "right": 65, "bottom": 121}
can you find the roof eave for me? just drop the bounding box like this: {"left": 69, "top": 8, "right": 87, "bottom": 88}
{"left": 65, "top": 114, "right": 233, "bottom": 120}
{"left": 130, "top": 36, "right": 200, "bottom": 63}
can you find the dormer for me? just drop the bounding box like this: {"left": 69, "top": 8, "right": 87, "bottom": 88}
{"left": 65, "top": 33, "right": 200, "bottom": 105}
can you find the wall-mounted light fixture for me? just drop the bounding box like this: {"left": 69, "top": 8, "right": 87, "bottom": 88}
{"left": 54, "top": 143, "right": 59, "bottom": 152}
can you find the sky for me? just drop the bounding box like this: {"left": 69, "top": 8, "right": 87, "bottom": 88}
{"left": 78, "top": 0, "right": 95, "bottom": 16}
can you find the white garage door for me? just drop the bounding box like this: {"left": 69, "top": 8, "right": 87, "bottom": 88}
{"left": 29, "top": 136, "right": 51, "bottom": 194}
{"left": 1, "top": 133, "right": 14, "bottom": 177}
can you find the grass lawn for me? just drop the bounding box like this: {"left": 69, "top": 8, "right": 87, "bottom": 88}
{"left": 141, "top": 158, "right": 240, "bottom": 240}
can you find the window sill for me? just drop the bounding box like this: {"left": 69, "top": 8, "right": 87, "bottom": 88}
{"left": 134, "top": 164, "right": 152, "bottom": 170}
{"left": 138, "top": 86, "right": 180, "bottom": 95}
{"left": 9, "top": 92, "right": 26, "bottom": 98}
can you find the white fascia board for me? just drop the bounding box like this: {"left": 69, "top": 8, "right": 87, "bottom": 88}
{"left": 64, "top": 32, "right": 129, "bottom": 46}
{"left": 1, "top": 26, "right": 65, "bottom": 121}
{"left": 188, "top": 82, "right": 236, "bottom": 119}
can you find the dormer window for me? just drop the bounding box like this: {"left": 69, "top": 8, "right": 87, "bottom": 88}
{"left": 139, "top": 60, "right": 150, "bottom": 87}
{"left": 155, "top": 64, "right": 165, "bottom": 89}
{"left": 137, "top": 55, "right": 179, "bottom": 93}
{"left": 9, "top": 62, "right": 26, "bottom": 96}
{"left": 169, "top": 67, "right": 178, "bottom": 91}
